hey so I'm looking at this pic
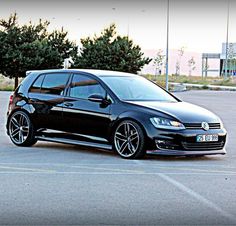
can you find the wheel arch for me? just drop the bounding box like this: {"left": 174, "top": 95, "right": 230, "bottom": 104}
{"left": 109, "top": 112, "right": 153, "bottom": 148}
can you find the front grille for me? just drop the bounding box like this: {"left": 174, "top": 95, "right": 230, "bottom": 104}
{"left": 182, "top": 141, "right": 225, "bottom": 151}
{"left": 184, "top": 123, "right": 221, "bottom": 130}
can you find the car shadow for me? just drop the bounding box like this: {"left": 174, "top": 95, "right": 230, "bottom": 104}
{"left": 34, "top": 141, "right": 225, "bottom": 162}
{"left": 34, "top": 142, "right": 118, "bottom": 157}
{"left": 144, "top": 153, "right": 224, "bottom": 162}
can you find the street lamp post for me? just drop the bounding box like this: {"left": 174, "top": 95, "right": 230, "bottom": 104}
{"left": 165, "top": 0, "right": 170, "bottom": 91}
{"left": 225, "top": 0, "right": 230, "bottom": 79}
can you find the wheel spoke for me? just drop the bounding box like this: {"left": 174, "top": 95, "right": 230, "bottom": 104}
{"left": 11, "top": 117, "right": 20, "bottom": 128}
{"left": 115, "top": 132, "right": 127, "bottom": 141}
{"left": 11, "top": 128, "right": 20, "bottom": 137}
{"left": 20, "top": 131, "right": 25, "bottom": 143}
{"left": 125, "top": 123, "right": 130, "bottom": 137}
{"left": 129, "top": 132, "right": 138, "bottom": 141}
{"left": 119, "top": 141, "right": 128, "bottom": 154}
{"left": 19, "top": 114, "right": 24, "bottom": 126}
{"left": 130, "top": 142, "right": 136, "bottom": 152}
{"left": 128, "top": 142, "right": 135, "bottom": 154}
{"left": 18, "top": 131, "right": 22, "bottom": 143}
{"left": 21, "top": 126, "right": 29, "bottom": 133}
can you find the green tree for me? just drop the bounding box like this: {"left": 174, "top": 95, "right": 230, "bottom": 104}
{"left": 74, "top": 24, "right": 151, "bottom": 73}
{"left": 153, "top": 49, "right": 165, "bottom": 76}
{"left": 175, "top": 46, "right": 185, "bottom": 76}
{"left": 188, "top": 56, "right": 196, "bottom": 76}
{"left": 0, "top": 13, "right": 78, "bottom": 88}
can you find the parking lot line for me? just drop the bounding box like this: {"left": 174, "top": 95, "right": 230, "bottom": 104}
{"left": 0, "top": 165, "right": 55, "bottom": 173}
{"left": 155, "top": 166, "right": 236, "bottom": 174}
{"left": 158, "top": 173, "right": 236, "bottom": 222}
{"left": 1, "top": 163, "right": 236, "bottom": 175}
{"left": 0, "top": 171, "right": 236, "bottom": 176}
{"left": 69, "top": 165, "right": 145, "bottom": 173}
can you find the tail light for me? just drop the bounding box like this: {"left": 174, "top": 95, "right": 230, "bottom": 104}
{"left": 8, "top": 94, "right": 14, "bottom": 114}
{"left": 9, "top": 94, "right": 13, "bottom": 105}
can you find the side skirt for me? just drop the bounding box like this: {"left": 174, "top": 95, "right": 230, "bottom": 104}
{"left": 36, "top": 136, "right": 113, "bottom": 150}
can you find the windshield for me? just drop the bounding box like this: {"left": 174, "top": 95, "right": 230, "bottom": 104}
{"left": 101, "top": 75, "right": 177, "bottom": 102}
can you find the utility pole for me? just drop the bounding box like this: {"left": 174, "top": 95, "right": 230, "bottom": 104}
{"left": 225, "top": 0, "right": 230, "bottom": 79}
{"left": 165, "top": 0, "right": 170, "bottom": 90}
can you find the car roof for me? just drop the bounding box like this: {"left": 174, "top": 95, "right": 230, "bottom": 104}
{"left": 27, "top": 69, "right": 137, "bottom": 77}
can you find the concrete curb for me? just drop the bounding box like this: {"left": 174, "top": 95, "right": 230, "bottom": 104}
{"left": 170, "top": 82, "right": 236, "bottom": 91}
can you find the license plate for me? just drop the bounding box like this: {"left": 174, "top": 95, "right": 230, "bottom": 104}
{"left": 196, "top": 134, "right": 218, "bottom": 142}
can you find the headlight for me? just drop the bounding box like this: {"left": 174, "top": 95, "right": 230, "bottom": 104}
{"left": 150, "top": 117, "right": 185, "bottom": 130}
{"left": 218, "top": 118, "right": 223, "bottom": 129}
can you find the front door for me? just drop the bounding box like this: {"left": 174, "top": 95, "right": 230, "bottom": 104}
{"left": 62, "top": 73, "right": 111, "bottom": 140}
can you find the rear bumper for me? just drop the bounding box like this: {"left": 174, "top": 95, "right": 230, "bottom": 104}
{"left": 146, "top": 148, "right": 226, "bottom": 156}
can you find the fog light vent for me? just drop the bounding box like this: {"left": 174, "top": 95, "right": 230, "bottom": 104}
{"left": 155, "top": 139, "right": 179, "bottom": 150}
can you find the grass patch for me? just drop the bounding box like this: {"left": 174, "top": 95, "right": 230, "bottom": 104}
{"left": 144, "top": 74, "right": 236, "bottom": 87}
{"left": 0, "top": 74, "right": 236, "bottom": 92}
{"left": 0, "top": 76, "right": 14, "bottom": 91}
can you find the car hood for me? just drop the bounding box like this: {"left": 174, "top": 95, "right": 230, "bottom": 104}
{"left": 126, "top": 101, "right": 219, "bottom": 123}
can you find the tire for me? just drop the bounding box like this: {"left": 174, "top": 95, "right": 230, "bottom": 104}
{"left": 113, "top": 120, "right": 146, "bottom": 159}
{"left": 8, "top": 111, "right": 37, "bottom": 147}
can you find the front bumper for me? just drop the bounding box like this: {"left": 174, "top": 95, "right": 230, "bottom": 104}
{"left": 145, "top": 126, "right": 227, "bottom": 156}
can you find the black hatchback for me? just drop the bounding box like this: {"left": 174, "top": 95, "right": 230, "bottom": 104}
{"left": 6, "top": 69, "right": 227, "bottom": 159}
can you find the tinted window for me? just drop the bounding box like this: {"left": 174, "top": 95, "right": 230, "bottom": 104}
{"left": 41, "top": 73, "right": 70, "bottom": 95}
{"left": 69, "top": 74, "right": 105, "bottom": 99}
{"left": 29, "top": 74, "right": 45, "bottom": 93}
{"left": 101, "top": 76, "right": 177, "bottom": 102}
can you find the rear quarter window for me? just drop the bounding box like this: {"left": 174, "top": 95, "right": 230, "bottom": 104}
{"left": 29, "top": 74, "right": 45, "bottom": 93}
{"left": 29, "top": 73, "right": 70, "bottom": 95}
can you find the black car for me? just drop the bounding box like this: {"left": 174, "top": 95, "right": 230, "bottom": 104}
{"left": 6, "top": 69, "right": 227, "bottom": 159}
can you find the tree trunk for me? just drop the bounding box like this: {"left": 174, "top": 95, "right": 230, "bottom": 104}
{"left": 14, "top": 76, "right": 19, "bottom": 90}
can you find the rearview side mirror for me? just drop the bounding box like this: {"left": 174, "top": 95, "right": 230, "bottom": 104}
{"left": 88, "top": 94, "right": 112, "bottom": 105}
{"left": 88, "top": 94, "right": 104, "bottom": 103}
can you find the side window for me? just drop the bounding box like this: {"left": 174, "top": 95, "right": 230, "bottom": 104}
{"left": 29, "top": 74, "right": 45, "bottom": 93}
{"left": 41, "top": 73, "right": 70, "bottom": 95}
{"left": 69, "top": 74, "right": 106, "bottom": 99}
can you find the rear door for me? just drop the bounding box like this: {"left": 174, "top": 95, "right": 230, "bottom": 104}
{"left": 28, "top": 72, "right": 70, "bottom": 131}
{"left": 62, "top": 73, "right": 111, "bottom": 139}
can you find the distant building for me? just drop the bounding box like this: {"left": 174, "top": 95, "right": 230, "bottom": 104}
{"left": 202, "top": 43, "right": 236, "bottom": 77}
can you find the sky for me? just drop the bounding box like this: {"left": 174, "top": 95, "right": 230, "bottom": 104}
{"left": 0, "top": 0, "right": 236, "bottom": 54}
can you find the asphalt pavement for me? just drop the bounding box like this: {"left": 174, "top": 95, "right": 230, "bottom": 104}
{"left": 0, "top": 90, "right": 236, "bottom": 225}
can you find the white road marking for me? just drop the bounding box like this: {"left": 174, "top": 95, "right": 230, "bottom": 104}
{"left": 0, "top": 165, "right": 55, "bottom": 173}
{"left": 0, "top": 172, "right": 235, "bottom": 176}
{"left": 156, "top": 166, "right": 236, "bottom": 174}
{"left": 0, "top": 163, "right": 236, "bottom": 175}
{"left": 158, "top": 173, "right": 236, "bottom": 222}
{"left": 69, "top": 165, "right": 145, "bottom": 173}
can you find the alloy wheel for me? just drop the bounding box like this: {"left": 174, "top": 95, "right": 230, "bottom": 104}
{"left": 9, "top": 112, "right": 30, "bottom": 145}
{"left": 114, "top": 122, "right": 140, "bottom": 158}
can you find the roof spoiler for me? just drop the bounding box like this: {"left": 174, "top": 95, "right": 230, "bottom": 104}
{"left": 26, "top": 71, "right": 33, "bottom": 76}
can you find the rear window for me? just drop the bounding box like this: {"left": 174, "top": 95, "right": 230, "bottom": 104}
{"left": 29, "top": 73, "right": 70, "bottom": 95}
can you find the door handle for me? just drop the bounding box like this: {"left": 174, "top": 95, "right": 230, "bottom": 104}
{"left": 30, "top": 98, "right": 40, "bottom": 103}
{"left": 64, "top": 102, "right": 73, "bottom": 107}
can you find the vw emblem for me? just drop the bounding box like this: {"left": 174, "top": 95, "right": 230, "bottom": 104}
{"left": 202, "top": 122, "right": 209, "bottom": 131}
